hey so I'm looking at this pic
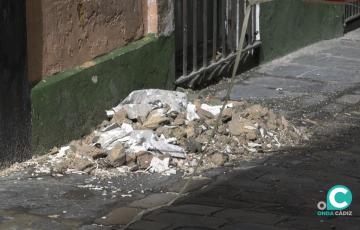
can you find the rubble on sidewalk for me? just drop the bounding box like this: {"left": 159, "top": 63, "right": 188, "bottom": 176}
{"left": 2, "top": 89, "right": 310, "bottom": 178}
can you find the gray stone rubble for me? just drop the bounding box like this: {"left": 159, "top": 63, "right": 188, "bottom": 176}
{"left": 2, "top": 89, "right": 309, "bottom": 178}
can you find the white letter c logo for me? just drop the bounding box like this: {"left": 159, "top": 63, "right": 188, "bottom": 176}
{"left": 329, "top": 187, "right": 349, "bottom": 209}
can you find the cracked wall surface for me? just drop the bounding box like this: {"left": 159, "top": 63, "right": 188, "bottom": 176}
{"left": 27, "top": 0, "right": 145, "bottom": 83}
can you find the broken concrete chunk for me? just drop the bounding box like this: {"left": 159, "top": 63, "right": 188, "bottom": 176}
{"left": 200, "top": 103, "right": 233, "bottom": 117}
{"left": 150, "top": 138, "right": 186, "bottom": 159}
{"left": 142, "top": 114, "right": 170, "bottom": 130}
{"left": 266, "top": 110, "right": 278, "bottom": 130}
{"left": 228, "top": 116, "right": 257, "bottom": 137}
{"left": 173, "top": 112, "right": 186, "bottom": 126}
{"left": 186, "top": 139, "right": 202, "bottom": 153}
{"left": 185, "top": 125, "right": 196, "bottom": 138}
{"left": 200, "top": 104, "right": 222, "bottom": 116}
{"left": 148, "top": 158, "right": 176, "bottom": 175}
{"left": 106, "top": 144, "right": 126, "bottom": 167}
{"left": 244, "top": 105, "right": 269, "bottom": 120}
{"left": 281, "top": 116, "right": 289, "bottom": 129}
{"left": 149, "top": 157, "right": 170, "bottom": 173}
{"left": 18, "top": 89, "right": 308, "bottom": 178}
{"left": 124, "top": 104, "right": 153, "bottom": 120}
{"left": 114, "top": 89, "right": 188, "bottom": 113}
{"left": 156, "top": 126, "right": 186, "bottom": 140}
{"left": 222, "top": 108, "right": 233, "bottom": 122}
{"left": 83, "top": 146, "right": 107, "bottom": 160}
{"left": 74, "top": 157, "right": 94, "bottom": 171}
{"left": 111, "top": 109, "right": 128, "bottom": 124}
{"left": 196, "top": 108, "right": 214, "bottom": 120}
{"left": 186, "top": 103, "right": 200, "bottom": 121}
{"left": 155, "top": 126, "right": 174, "bottom": 138}
{"left": 95, "top": 123, "right": 134, "bottom": 150}
{"left": 125, "top": 152, "right": 137, "bottom": 164}
{"left": 137, "top": 152, "right": 154, "bottom": 169}
{"left": 210, "top": 153, "right": 229, "bottom": 166}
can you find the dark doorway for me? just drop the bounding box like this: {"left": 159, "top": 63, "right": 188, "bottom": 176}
{"left": 0, "top": 0, "right": 31, "bottom": 167}
{"left": 344, "top": 1, "right": 360, "bottom": 33}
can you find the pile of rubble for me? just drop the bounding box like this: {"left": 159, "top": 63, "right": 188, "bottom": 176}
{"left": 14, "top": 89, "right": 309, "bottom": 178}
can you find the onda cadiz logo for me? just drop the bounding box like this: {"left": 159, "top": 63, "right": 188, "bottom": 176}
{"left": 317, "top": 185, "right": 353, "bottom": 216}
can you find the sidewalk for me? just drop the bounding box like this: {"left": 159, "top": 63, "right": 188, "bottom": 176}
{"left": 127, "top": 30, "right": 360, "bottom": 230}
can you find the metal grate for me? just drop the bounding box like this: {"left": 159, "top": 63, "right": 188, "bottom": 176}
{"left": 175, "top": 0, "right": 260, "bottom": 88}
{"left": 344, "top": 0, "right": 360, "bottom": 23}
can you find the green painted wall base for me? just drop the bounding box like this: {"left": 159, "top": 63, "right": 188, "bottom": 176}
{"left": 260, "top": 0, "right": 344, "bottom": 62}
{"left": 31, "top": 35, "right": 175, "bottom": 154}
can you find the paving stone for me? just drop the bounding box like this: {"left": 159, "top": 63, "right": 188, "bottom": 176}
{"left": 128, "top": 220, "right": 170, "bottom": 230}
{"left": 339, "top": 39, "right": 360, "bottom": 49}
{"left": 165, "top": 204, "right": 222, "bottom": 216}
{"left": 214, "top": 209, "right": 281, "bottom": 225}
{"left": 94, "top": 207, "right": 142, "bottom": 226}
{"left": 223, "top": 85, "right": 286, "bottom": 100}
{"left": 319, "top": 82, "right": 354, "bottom": 94}
{"left": 336, "top": 94, "right": 360, "bottom": 105}
{"left": 320, "top": 103, "right": 346, "bottom": 115}
{"left": 290, "top": 54, "right": 329, "bottom": 67}
{"left": 292, "top": 55, "right": 360, "bottom": 71}
{"left": 169, "top": 177, "right": 212, "bottom": 193}
{"left": 300, "top": 95, "right": 328, "bottom": 108}
{"left": 275, "top": 216, "right": 344, "bottom": 230}
{"left": 221, "top": 223, "right": 290, "bottom": 230}
{"left": 301, "top": 68, "right": 360, "bottom": 84}
{"left": 218, "top": 84, "right": 306, "bottom": 101}
{"left": 242, "top": 76, "right": 321, "bottom": 94}
{"left": 79, "top": 224, "right": 113, "bottom": 230}
{"left": 129, "top": 193, "right": 178, "bottom": 209}
{"left": 353, "top": 90, "right": 360, "bottom": 95}
{"left": 320, "top": 46, "right": 360, "bottom": 60}
{"left": 202, "top": 167, "right": 228, "bottom": 178}
{"left": 143, "top": 211, "right": 226, "bottom": 228}
{"left": 344, "top": 30, "right": 360, "bottom": 41}
{"left": 258, "top": 64, "right": 317, "bottom": 78}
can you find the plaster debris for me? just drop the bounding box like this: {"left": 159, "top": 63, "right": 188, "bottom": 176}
{"left": 95, "top": 123, "right": 133, "bottom": 150}
{"left": 149, "top": 157, "right": 171, "bottom": 174}
{"left": 1, "top": 89, "right": 309, "bottom": 178}
{"left": 108, "top": 89, "right": 188, "bottom": 116}
{"left": 186, "top": 103, "right": 200, "bottom": 121}
{"left": 200, "top": 103, "right": 233, "bottom": 116}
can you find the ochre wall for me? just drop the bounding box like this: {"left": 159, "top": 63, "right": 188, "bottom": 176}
{"left": 27, "top": 0, "right": 145, "bottom": 83}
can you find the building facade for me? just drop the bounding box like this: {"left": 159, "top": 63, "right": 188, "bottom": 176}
{"left": 0, "top": 0, "right": 351, "bottom": 165}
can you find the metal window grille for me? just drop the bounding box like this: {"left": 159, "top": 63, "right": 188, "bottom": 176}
{"left": 175, "top": 0, "right": 260, "bottom": 88}
{"left": 344, "top": 0, "right": 360, "bottom": 23}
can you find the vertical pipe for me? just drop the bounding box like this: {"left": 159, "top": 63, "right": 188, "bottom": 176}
{"left": 221, "top": 0, "right": 226, "bottom": 57}
{"left": 212, "top": 0, "right": 218, "bottom": 62}
{"left": 182, "top": 0, "right": 188, "bottom": 76}
{"left": 232, "top": 0, "right": 238, "bottom": 52}
{"left": 236, "top": 0, "right": 240, "bottom": 49}
{"left": 193, "top": 0, "right": 198, "bottom": 71}
{"left": 255, "top": 3, "right": 260, "bottom": 41}
{"left": 251, "top": 5, "right": 256, "bottom": 44}
{"left": 203, "top": 0, "right": 208, "bottom": 67}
